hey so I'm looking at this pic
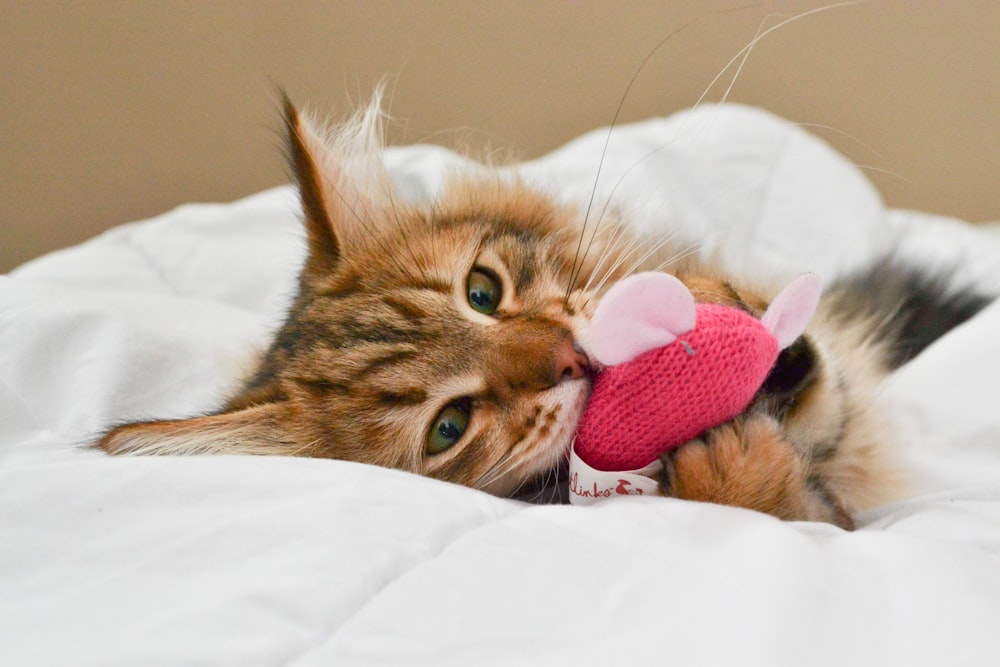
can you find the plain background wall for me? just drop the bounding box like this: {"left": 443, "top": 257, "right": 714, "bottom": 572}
{"left": 3, "top": 0, "right": 998, "bottom": 273}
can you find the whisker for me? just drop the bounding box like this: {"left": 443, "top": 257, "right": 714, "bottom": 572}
{"left": 576, "top": 140, "right": 703, "bottom": 305}
{"left": 691, "top": 1, "right": 866, "bottom": 116}
{"left": 648, "top": 242, "right": 704, "bottom": 274}
{"left": 533, "top": 465, "right": 555, "bottom": 504}
{"left": 849, "top": 163, "right": 913, "bottom": 184}
{"left": 571, "top": 3, "right": 863, "bottom": 304}
{"left": 511, "top": 468, "right": 542, "bottom": 503}
{"left": 475, "top": 435, "right": 529, "bottom": 492}
{"left": 564, "top": 3, "right": 761, "bottom": 305}
{"left": 586, "top": 144, "right": 674, "bottom": 246}
{"left": 530, "top": 463, "right": 561, "bottom": 505}
{"left": 587, "top": 236, "right": 650, "bottom": 293}
{"left": 792, "top": 121, "right": 887, "bottom": 159}
{"left": 580, "top": 232, "right": 689, "bottom": 310}
{"left": 574, "top": 219, "right": 635, "bottom": 303}
{"left": 476, "top": 455, "right": 521, "bottom": 492}
{"left": 715, "top": 12, "right": 775, "bottom": 110}
{"left": 575, "top": 234, "right": 646, "bottom": 308}
{"left": 619, "top": 229, "right": 689, "bottom": 276}
{"left": 791, "top": 124, "right": 911, "bottom": 183}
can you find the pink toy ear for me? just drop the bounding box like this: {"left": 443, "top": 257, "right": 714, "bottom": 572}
{"left": 590, "top": 272, "right": 697, "bottom": 366}
{"left": 760, "top": 273, "right": 822, "bottom": 349}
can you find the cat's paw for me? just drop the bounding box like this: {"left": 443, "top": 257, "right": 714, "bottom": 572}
{"left": 659, "top": 413, "right": 853, "bottom": 529}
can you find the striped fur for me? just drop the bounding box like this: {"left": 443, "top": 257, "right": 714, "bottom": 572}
{"left": 99, "top": 96, "right": 992, "bottom": 527}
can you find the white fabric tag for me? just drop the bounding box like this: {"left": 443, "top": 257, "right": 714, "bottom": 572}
{"left": 568, "top": 444, "right": 663, "bottom": 506}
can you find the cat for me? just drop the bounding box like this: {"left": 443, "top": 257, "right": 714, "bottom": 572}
{"left": 97, "top": 92, "right": 993, "bottom": 531}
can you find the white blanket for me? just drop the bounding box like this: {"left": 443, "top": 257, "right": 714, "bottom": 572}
{"left": 3, "top": 105, "right": 1000, "bottom": 666}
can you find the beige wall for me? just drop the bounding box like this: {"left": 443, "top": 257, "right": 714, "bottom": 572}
{"left": 3, "top": 1, "right": 998, "bottom": 273}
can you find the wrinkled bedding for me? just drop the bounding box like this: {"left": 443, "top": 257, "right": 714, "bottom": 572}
{"left": 3, "top": 104, "right": 1000, "bottom": 666}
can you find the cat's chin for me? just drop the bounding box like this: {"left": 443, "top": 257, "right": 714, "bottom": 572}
{"left": 549, "top": 375, "right": 592, "bottom": 460}
{"left": 501, "top": 376, "right": 591, "bottom": 503}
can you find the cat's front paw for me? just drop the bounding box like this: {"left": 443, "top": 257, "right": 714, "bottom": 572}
{"left": 659, "top": 414, "right": 853, "bottom": 530}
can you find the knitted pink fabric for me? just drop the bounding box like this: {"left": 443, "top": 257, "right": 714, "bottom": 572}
{"left": 575, "top": 305, "right": 778, "bottom": 471}
{"left": 573, "top": 272, "right": 820, "bottom": 474}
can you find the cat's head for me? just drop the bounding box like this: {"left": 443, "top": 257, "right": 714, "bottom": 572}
{"left": 99, "top": 94, "right": 633, "bottom": 495}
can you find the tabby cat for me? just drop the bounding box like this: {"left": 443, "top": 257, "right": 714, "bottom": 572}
{"left": 98, "top": 94, "right": 992, "bottom": 530}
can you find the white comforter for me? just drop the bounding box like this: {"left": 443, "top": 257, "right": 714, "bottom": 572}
{"left": 3, "top": 105, "right": 1000, "bottom": 666}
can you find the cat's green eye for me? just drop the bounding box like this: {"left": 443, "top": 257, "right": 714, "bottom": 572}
{"left": 427, "top": 400, "right": 471, "bottom": 455}
{"left": 467, "top": 268, "right": 502, "bottom": 315}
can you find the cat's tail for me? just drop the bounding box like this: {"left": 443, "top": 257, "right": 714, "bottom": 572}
{"left": 823, "top": 259, "right": 995, "bottom": 370}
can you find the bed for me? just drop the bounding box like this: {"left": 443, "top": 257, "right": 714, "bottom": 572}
{"left": 3, "top": 104, "right": 1000, "bottom": 666}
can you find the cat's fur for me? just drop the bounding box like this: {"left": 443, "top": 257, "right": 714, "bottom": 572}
{"left": 98, "top": 94, "right": 992, "bottom": 530}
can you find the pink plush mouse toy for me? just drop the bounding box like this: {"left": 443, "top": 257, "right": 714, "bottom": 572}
{"left": 568, "top": 271, "right": 821, "bottom": 505}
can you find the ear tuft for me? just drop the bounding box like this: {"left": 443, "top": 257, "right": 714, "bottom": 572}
{"left": 283, "top": 93, "right": 342, "bottom": 276}
{"left": 281, "top": 86, "right": 394, "bottom": 279}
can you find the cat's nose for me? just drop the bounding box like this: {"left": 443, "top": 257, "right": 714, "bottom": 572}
{"left": 554, "top": 336, "right": 590, "bottom": 382}
{"left": 489, "top": 324, "right": 591, "bottom": 394}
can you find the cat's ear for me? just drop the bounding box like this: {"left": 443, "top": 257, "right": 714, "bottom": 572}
{"left": 97, "top": 402, "right": 306, "bottom": 457}
{"left": 282, "top": 93, "right": 387, "bottom": 277}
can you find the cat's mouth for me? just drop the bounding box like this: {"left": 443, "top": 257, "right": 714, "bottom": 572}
{"left": 511, "top": 373, "right": 592, "bottom": 504}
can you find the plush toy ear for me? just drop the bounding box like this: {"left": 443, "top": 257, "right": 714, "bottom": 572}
{"left": 760, "top": 273, "right": 822, "bottom": 349}
{"left": 590, "top": 272, "right": 697, "bottom": 366}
